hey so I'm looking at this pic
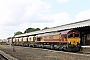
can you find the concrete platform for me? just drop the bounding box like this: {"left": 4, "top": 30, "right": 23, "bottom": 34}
{"left": 81, "top": 46, "right": 90, "bottom": 52}
{"left": 82, "top": 46, "right": 90, "bottom": 48}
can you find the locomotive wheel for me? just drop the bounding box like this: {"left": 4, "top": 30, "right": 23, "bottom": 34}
{"left": 32, "top": 45, "right": 35, "bottom": 48}
{"left": 67, "top": 48, "right": 72, "bottom": 52}
{"left": 36, "top": 44, "right": 39, "bottom": 48}
{"left": 43, "top": 45, "right": 46, "bottom": 48}
{"left": 41, "top": 44, "right": 44, "bottom": 48}
{"left": 58, "top": 46, "right": 63, "bottom": 51}
{"left": 75, "top": 47, "right": 81, "bottom": 52}
{"left": 50, "top": 45, "right": 54, "bottom": 50}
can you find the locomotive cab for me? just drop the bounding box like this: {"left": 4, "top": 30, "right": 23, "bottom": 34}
{"left": 66, "top": 30, "right": 81, "bottom": 51}
{"left": 67, "top": 30, "right": 80, "bottom": 45}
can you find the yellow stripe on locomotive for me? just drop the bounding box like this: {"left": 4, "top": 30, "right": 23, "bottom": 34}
{"left": 68, "top": 38, "right": 80, "bottom": 45}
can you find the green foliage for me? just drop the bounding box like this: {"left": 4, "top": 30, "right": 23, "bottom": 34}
{"left": 13, "top": 27, "right": 49, "bottom": 37}
{"left": 14, "top": 31, "right": 23, "bottom": 36}
{"left": 42, "top": 27, "right": 49, "bottom": 30}
{"left": 24, "top": 28, "right": 41, "bottom": 33}
{"left": 35, "top": 28, "right": 41, "bottom": 31}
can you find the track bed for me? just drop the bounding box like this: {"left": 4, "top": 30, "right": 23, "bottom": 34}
{"left": 0, "top": 45, "right": 90, "bottom": 60}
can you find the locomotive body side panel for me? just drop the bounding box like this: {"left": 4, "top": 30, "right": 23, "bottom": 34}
{"left": 42, "top": 34, "right": 61, "bottom": 42}
{"left": 37, "top": 34, "right": 68, "bottom": 43}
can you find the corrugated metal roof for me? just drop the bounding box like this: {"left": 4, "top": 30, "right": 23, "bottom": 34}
{"left": 15, "top": 19, "right": 90, "bottom": 38}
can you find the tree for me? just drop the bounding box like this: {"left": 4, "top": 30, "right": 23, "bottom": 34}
{"left": 24, "top": 28, "right": 41, "bottom": 33}
{"left": 14, "top": 31, "right": 23, "bottom": 36}
{"left": 35, "top": 28, "right": 40, "bottom": 31}
{"left": 42, "top": 27, "right": 49, "bottom": 30}
{"left": 24, "top": 28, "right": 35, "bottom": 33}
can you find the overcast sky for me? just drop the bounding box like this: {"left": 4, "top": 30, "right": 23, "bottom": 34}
{"left": 0, "top": 0, "right": 90, "bottom": 39}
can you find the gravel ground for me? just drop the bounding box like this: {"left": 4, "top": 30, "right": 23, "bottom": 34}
{"left": 0, "top": 45, "right": 90, "bottom": 60}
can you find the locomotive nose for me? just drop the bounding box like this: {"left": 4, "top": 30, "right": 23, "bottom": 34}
{"left": 73, "top": 41, "right": 76, "bottom": 45}
{"left": 70, "top": 40, "right": 77, "bottom": 45}
{"left": 73, "top": 41, "right": 75, "bottom": 43}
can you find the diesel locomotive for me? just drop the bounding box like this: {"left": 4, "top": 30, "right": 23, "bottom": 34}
{"left": 34, "top": 29, "right": 81, "bottom": 51}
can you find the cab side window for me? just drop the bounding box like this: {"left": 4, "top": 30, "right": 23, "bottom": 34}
{"left": 68, "top": 34, "right": 73, "bottom": 38}
{"left": 74, "top": 34, "right": 79, "bottom": 37}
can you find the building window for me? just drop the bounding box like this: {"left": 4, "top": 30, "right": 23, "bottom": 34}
{"left": 30, "top": 38, "right": 31, "bottom": 41}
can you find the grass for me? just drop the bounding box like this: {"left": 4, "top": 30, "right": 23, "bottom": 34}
{"left": 0, "top": 45, "right": 12, "bottom": 49}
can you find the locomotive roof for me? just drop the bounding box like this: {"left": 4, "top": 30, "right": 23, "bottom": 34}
{"left": 36, "top": 30, "right": 71, "bottom": 37}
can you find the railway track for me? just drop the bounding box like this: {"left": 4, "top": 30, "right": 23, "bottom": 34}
{"left": 30, "top": 46, "right": 90, "bottom": 56}
{"left": 0, "top": 54, "right": 8, "bottom": 60}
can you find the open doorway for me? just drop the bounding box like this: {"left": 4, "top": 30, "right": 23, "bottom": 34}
{"left": 81, "top": 34, "right": 86, "bottom": 45}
